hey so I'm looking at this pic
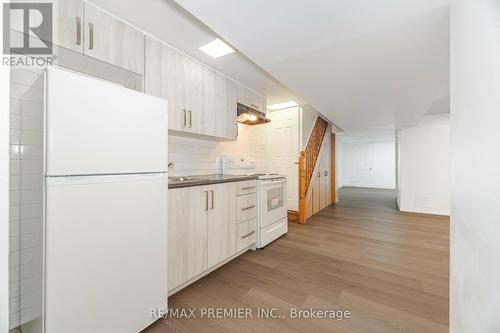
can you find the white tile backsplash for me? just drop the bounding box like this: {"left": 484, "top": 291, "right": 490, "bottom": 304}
{"left": 168, "top": 123, "right": 269, "bottom": 176}
{"left": 9, "top": 69, "right": 44, "bottom": 329}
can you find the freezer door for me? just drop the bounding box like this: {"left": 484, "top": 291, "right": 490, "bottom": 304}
{"left": 44, "top": 173, "right": 167, "bottom": 333}
{"left": 45, "top": 67, "right": 168, "bottom": 176}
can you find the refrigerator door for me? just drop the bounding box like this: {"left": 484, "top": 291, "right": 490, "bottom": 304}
{"left": 45, "top": 67, "right": 168, "bottom": 176}
{"left": 44, "top": 173, "right": 167, "bottom": 333}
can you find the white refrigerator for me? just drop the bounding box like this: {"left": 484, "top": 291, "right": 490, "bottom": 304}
{"left": 42, "top": 68, "right": 168, "bottom": 333}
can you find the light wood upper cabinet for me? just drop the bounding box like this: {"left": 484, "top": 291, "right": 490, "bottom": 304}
{"left": 187, "top": 59, "right": 215, "bottom": 135}
{"left": 215, "top": 74, "right": 237, "bottom": 139}
{"left": 145, "top": 36, "right": 237, "bottom": 139}
{"left": 167, "top": 186, "right": 208, "bottom": 291}
{"left": 54, "top": 0, "right": 84, "bottom": 53}
{"left": 207, "top": 183, "right": 237, "bottom": 268}
{"left": 145, "top": 37, "right": 187, "bottom": 131}
{"left": 237, "top": 83, "right": 267, "bottom": 113}
{"left": 83, "top": 3, "right": 144, "bottom": 74}
{"left": 54, "top": 1, "right": 144, "bottom": 75}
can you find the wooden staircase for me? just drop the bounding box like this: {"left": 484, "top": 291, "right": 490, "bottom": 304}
{"left": 298, "top": 117, "right": 329, "bottom": 224}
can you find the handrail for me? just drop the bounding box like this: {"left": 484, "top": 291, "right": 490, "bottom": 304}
{"left": 298, "top": 117, "right": 328, "bottom": 223}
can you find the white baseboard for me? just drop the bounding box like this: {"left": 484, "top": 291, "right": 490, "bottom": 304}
{"left": 340, "top": 184, "right": 396, "bottom": 190}
{"left": 399, "top": 205, "right": 450, "bottom": 216}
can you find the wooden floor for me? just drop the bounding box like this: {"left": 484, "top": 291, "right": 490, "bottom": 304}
{"left": 144, "top": 187, "right": 449, "bottom": 333}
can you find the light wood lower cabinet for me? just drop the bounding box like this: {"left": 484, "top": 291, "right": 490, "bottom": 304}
{"left": 168, "top": 181, "right": 250, "bottom": 292}
{"left": 207, "top": 183, "right": 237, "bottom": 268}
{"left": 167, "top": 186, "right": 207, "bottom": 291}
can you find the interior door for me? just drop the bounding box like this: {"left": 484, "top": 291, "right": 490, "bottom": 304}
{"left": 207, "top": 183, "right": 237, "bottom": 268}
{"left": 45, "top": 174, "right": 167, "bottom": 333}
{"left": 168, "top": 186, "right": 207, "bottom": 291}
{"left": 267, "top": 108, "right": 300, "bottom": 211}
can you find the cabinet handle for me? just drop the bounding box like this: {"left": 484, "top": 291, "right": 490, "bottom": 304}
{"left": 210, "top": 190, "right": 214, "bottom": 209}
{"left": 241, "top": 230, "right": 255, "bottom": 239}
{"left": 188, "top": 110, "right": 192, "bottom": 128}
{"left": 241, "top": 186, "right": 255, "bottom": 191}
{"left": 88, "top": 23, "right": 94, "bottom": 50}
{"left": 241, "top": 204, "right": 255, "bottom": 211}
{"left": 75, "top": 17, "right": 81, "bottom": 45}
{"left": 182, "top": 109, "right": 187, "bottom": 127}
{"left": 324, "top": 171, "right": 328, "bottom": 176}
{"left": 204, "top": 191, "right": 209, "bottom": 211}
{"left": 318, "top": 171, "right": 321, "bottom": 178}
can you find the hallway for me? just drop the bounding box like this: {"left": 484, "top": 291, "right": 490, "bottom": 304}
{"left": 145, "top": 187, "right": 450, "bottom": 333}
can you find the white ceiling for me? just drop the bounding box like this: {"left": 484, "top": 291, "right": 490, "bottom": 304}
{"left": 173, "top": 0, "right": 451, "bottom": 134}
{"left": 89, "top": 0, "right": 298, "bottom": 105}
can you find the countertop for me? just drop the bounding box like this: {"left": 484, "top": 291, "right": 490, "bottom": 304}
{"left": 168, "top": 174, "right": 258, "bottom": 189}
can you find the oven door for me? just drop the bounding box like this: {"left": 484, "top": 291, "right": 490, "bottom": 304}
{"left": 259, "top": 178, "right": 287, "bottom": 228}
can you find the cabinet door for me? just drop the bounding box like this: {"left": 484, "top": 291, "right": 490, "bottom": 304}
{"left": 185, "top": 59, "right": 215, "bottom": 135}
{"left": 83, "top": 3, "right": 144, "bottom": 74}
{"left": 207, "top": 183, "right": 237, "bottom": 268}
{"left": 249, "top": 91, "right": 263, "bottom": 112}
{"left": 313, "top": 172, "right": 320, "bottom": 214}
{"left": 54, "top": 0, "right": 83, "bottom": 53}
{"left": 237, "top": 83, "right": 250, "bottom": 107}
{"left": 215, "top": 74, "right": 237, "bottom": 139}
{"left": 168, "top": 187, "right": 208, "bottom": 291}
{"left": 145, "top": 37, "right": 187, "bottom": 131}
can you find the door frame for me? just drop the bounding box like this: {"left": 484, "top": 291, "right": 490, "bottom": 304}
{"left": 331, "top": 133, "right": 336, "bottom": 204}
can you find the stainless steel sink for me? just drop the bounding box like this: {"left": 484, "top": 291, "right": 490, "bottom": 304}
{"left": 169, "top": 176, "right": 210, "bottom": 182}
{"left": 169, "top": 177, "right": 195, "bottom": 182}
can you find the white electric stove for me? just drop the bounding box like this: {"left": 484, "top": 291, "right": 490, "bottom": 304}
{"left": 222, "top": 157, "right": 288, "bottom": 248}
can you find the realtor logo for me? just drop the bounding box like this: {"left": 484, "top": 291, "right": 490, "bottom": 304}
{"left": 3, "top": 2, "right": 53, "bottom": 54}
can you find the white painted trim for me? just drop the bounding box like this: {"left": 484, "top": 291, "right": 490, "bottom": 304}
{"left": 398, "top": 205, "right": 450, "bottom": 217}
{"left": 340, "top": 184, "right": 396, "bottom": 190}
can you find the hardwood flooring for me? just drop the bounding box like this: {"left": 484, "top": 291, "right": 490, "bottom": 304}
{"left": 143, "top": 187, "right": 449, "bottom": 333}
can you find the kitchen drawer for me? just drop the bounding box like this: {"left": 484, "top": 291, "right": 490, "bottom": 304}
{"left": 237, "top": 218, "right": 256, "bottom": 251}
{"left": 236, "top": 193, "right": 256, "bottom": 223}
{"left": 237, "top": 180, "right": 257, "bottom": 195}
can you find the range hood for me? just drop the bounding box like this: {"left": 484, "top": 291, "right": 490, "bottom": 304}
{"left": 236, "top": 103, "right": 270, "bottom": 125}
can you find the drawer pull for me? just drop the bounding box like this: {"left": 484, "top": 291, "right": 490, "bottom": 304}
{"left": 241, "top": 230, "right": 255, "bottom": 239}
{"left": 241, "top": 186, "right": 255, "bottom": 190}
{"left": 241, "top": 205, "right": 255, "bottom": 211}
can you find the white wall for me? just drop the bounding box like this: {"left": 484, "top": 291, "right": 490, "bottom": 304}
{"left": 300, "top": 106, "right": 321, "bottom": 150}
{"left": 398, "top": 114, "right": 450, "bottom": 215}
{"left": 450, "top": 1, "right": 500, "bottom": 331}
{"left": 339, "top": 137, "right": 396, "bottom": 189}
{"left": 168, "top": 123, "right": 268, "bottom": 176}
{"left": 0, "top": 5, "right": 10, "bottom": 329}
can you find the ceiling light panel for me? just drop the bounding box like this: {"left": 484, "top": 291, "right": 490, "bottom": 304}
{"left": 199, "top": 38, "right": 235, "bottom": 59}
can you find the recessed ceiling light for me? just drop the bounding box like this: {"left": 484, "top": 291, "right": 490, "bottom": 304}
{"left": 267, "top": 101, "right": 298, "bottom": 111}
{"left": 199, "top": 38, "right": 235, "bottom": 59}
